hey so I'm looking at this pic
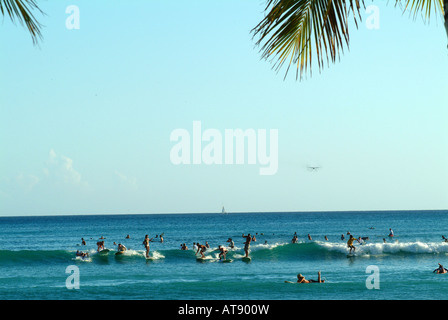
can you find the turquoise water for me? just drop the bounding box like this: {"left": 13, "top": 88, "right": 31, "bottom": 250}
{"left": 1, "top": 211, "right": 448, "bottom": 300}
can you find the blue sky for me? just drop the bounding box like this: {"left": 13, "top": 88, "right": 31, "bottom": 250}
{"left": 1, "top": 0, "right": 447, "bottom": 216}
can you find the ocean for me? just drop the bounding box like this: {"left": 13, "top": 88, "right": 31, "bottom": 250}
{"left": 1, "top": 210, "right": 447, "bottom": 300}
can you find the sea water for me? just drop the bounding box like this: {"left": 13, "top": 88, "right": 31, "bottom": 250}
{"left": 0, "top": 211, "right": 447, "bottom": 300}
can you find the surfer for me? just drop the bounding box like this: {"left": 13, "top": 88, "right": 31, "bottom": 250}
{"left": 433, "top": 263, "right": 448, "bottom": 274}
{"left": 388, "top": 229, "right": 394, "bottom": 237}
{"left": 307, "top": 234, "right": 312, "bottom": 241}
{"left": 442, "top": 235, "right": 448, "bottom": 243}
{"left": 180, "top": 243, "right": 188, "bottom": 250}
{"left": 347, "top": 235, "right": 357, "bottom": 254}
{"left": 292, "top": 235, "right": 298, "bottom": 243}
{"left": 324, "top": 236, "right": 329, "bottom": 241}
{"left": 143, "top": 235, "right": 150, "bottom": 258}
{"left": 218, "top": 245, "right": 228, "bottom": 260}
{"left": 96, "top": 240, "right": 105, "bottom": 252}
{"left": 117, "top": 243, "right": 127, "bottom": 252}
{"left": 76, "top": 250, "right": 89, "bottom": 258}
{"left": 242, "top": 234, "right": 252, "bottom": 258}
{"left": 226, "top": 238, "right": 235, "bottom": 249}
{"left": 296, "top": 271, "right": 325, "bottom": 283}
{"left": 196, "top": 243, "right": 207, "bottom": 258}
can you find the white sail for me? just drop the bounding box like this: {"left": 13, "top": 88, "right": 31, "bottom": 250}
{"left": 222, "top": 206, "right": 227, "bottom": 214}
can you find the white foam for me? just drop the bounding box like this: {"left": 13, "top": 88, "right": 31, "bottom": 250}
{"left": 318, "top": 241, "right": 448, "bottom": 255}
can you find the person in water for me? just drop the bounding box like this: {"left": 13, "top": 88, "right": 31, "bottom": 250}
{"left": 347, "top": 235, "right": 358, "bottom": 254}
{"left": 117, "top": 243, "right": 127, "bottom": 252}
{"left": 81, "top": 238, "right": 86, "bottom": 246}
{"left": 227, "top": 238, "right": 235, "bottom": 249}
{"left": 388, "top": 228, "right": 394, "bottom": 237}
{"left": 291, "top": 235, "right": 298, "bottom": 243}
{"left": 196, "top": 243, "right": 207, "bottom": 258}
{"left": 218, "top": 245, "right": 228, "bottom": 260}
{"left": 296, "top": 271, "right": 325, "bottom": 283}
{"left": 433, "top": 263, "right": 448, "bottom": 274}
{"left": 143, "top": 235, "right": 150, "bottom": 258}
{"left": 242, "top": 234, "right": 252, "bottom": 258}
{"left": 96, "top": 240, "right": 105, "bottom": 252}
{"left": 442, "top": 235, "right": 448, "bottom": 243}
{"left": 76, "top": 250, "right": 89, "bottom": 258}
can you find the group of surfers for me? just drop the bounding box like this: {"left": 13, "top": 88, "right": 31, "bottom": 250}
{"left": 76, "top": 230, "right": 448, "bottom": 279}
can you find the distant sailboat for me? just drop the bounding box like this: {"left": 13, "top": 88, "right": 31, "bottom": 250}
{"left": 221, "top": 206, "right": 227, "bottom": 215}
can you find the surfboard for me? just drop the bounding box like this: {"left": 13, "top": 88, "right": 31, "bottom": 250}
{"left": 99, "top": 249, "right": 110, "bottom": 254}
{"left": 346, "top": 254, "right": 355, "bottom": 258}
{"left": 284, "top": 281, "right": 296, "bottom": 284}
{"left": 242, "top": 257, "right": 251, "bottom": 262}
{"left": 146, "top": 256, "right": 155, "bottom": 260}
{"left": 220, "top": 259, "right": 233, "bottom": 263}
{"left": 196, "top": 257, "right": 207, "bottom": 262}
{"left": 115, "top": 251, "right": 125, "bottom": 256}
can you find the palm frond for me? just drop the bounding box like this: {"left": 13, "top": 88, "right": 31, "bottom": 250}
{"left": 252, "top": 0, "right": 445, "bottom": 80}
{"left": 252, "top": 0, "right": 364, "bottom": 80}
{"left": 0, "top": 0, "right": 44, "bottom": 45}
{"left": 396, "top": 0, "right": 444, "bottom": 20}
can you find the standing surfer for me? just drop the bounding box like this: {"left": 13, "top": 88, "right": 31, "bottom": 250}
{"left": 143, "top": 235, "right": 150, "bottom": 258}
{"left": 242, "top": 234, "right": 252, "bottom": 258}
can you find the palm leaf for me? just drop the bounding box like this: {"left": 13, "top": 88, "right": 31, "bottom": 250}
{"left": 0, "top": 0, "right": 44, "bottom": 45}
{"left": 252, "top": 0, "right": 446, "bottom": 80}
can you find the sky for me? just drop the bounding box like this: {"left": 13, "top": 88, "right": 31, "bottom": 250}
{"left": 1, "top": 0, "right": 447, "bottom": 216}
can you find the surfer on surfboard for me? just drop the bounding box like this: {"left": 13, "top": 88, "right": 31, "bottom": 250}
{"left": 242, "top": 234, "right": 252, "bottom": 258}
{"left": 196, "top": 243, "right": 207, "bottom": 258}
{"left": 347, "top": 235, "right": 358, "bottom": 254}
{"left": 218, "top": 245, "right": 228, "bottom": 261}
{"left": 296, "top": 271, "right": 325, "bottom": 283}
{"left": 143, "top": 235, "right": 150, "bottom": 258}
{"left": 96, "top": 240, "right": 105, "bottom": 252}
{"left": 433, "top": 263, "right": 448, "bottom": 274}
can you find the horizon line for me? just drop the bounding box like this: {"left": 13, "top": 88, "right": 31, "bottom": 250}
{"left": 0, "top": 208, "right": 447, "bottom": 219}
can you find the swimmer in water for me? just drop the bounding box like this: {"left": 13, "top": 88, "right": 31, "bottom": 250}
{"left": 296, "top": 271, "right": 325, "bottom": 283}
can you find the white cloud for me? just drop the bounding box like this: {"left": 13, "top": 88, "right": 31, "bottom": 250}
{"left": 45, "top": 149, "right": 87, "bottom": 187}
{"left": 115, "top": 171, "right": 138, "bottom": 189}
{"left": 15, "top": 173, "right": 40, "bottom": 191}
